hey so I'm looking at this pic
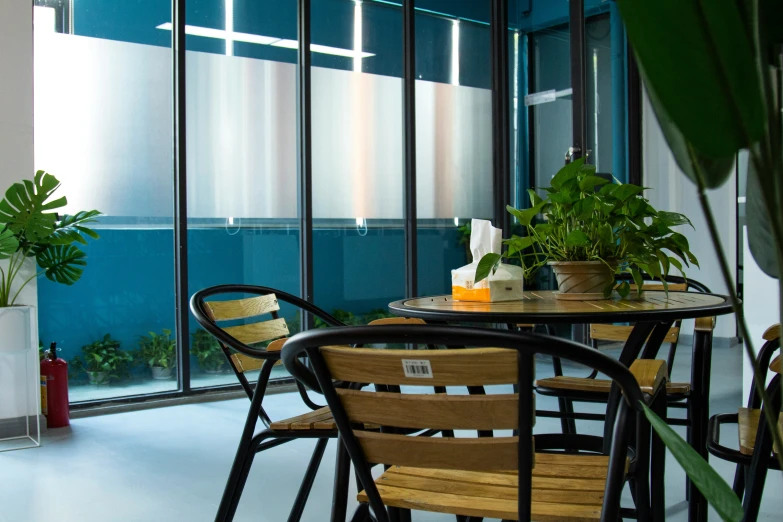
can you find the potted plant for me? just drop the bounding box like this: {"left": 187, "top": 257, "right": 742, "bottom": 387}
{"left": 137, "top": 328, "right": 176, "bottom": 380}
{"left": 191, "top": 329, "right": 227, "bottom": 374}
{"left": 475, "top": 159, "right": 698, "bottom": 300}
{"left": 0, "top": 171, "right": 100, "bottom": 354}
{"left": 71, "top": 334, "right": 133, "bottom": 385}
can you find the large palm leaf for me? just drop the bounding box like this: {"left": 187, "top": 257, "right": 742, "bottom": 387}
{"left": 48, "top": 210, "right": 102, "bottom": 245}
{"left": 0, "top": 170, "right": 66, "bottom": 243}
{"left": 36, "top": 244, "right": 87, "bottom": 285}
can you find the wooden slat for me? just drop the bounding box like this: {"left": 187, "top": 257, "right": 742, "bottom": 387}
{"left": 223, "top": 317, "right": 289, "bottom": 345}
{"left": 355, "top": 431, "right": 520, "bottom": 471}
{"left": 629, "top": 359, "right": 668, "bottom": 394}
{"left": 763, "top": 323, "right": 781, "bottom": 341}
{"left": 204, "top": 294, "right": 279, "bottom": 321}
{"left": 230, "top": 353, "right": 264, "bottom": 373}
{"left": 738, "top": 408, "right": 783, "bottom": 455}
{"left": 270, "top": 407, "right": 335, "bottom": 431}
{"left": 402, "top": 291, "right": 726, "bottom": 315}
{"left": 321, "top": 346, "right": 518, "bottom": 386}
{"left": 368, "top": 317, "right": 426, "bottom": 326}
{"left": 536, "top": 376, "right": 690, "bottom": 395}
{"left": 628, "top": 283, "right": 688, "bottom": 292}
{"left": 336, "top": 389, "right": 521, "bottom": 430}
{"left": 589, "top": 324, "right": 680, "bottom": 344}
{"left": 695, "top": 316, "right": 716, "bottom": 332}
{"left": 771, "top": 356, "right": 781, "bottom": 375}
{"left": 266, "top": 338, "right": 287, "bottom": 352}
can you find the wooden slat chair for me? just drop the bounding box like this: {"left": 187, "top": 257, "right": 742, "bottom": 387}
{"left": 535, "top": 280, "right": 710, "bottom": 445}
{"left": 707, "top": 323, "right": 782, "bottom": 522}
{"left": 282, "top": 325, "right": 669, "bottom": 522}
{"left": 190, "top": 285, "right": 347, "bottom": 522}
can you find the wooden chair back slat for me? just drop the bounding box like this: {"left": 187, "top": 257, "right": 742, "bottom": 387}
{"left": 204, "top": 294, "right": 280, "bottom": 321}
{"left": 321, "top": 346, "right": 519, "bottom": 386}
{"left": 763, "top": 323, "right": 781, "bottom": 341}
{"left": 337, "top": 389, "right": 520, "bottom": 430}
{"left": 367, "top": 317, "right": 426, "bottom": 326}
{"left": 589, "top": 324, "right": 680, "bottom": 344}
{"left": 223, "top": 318, "right": 289, "bottom": 345}
{"left": 230, "top": 338, "right": 288, "bottom": 373}
{"left": 355, "top": 431, "right": 520, "bottom": 471}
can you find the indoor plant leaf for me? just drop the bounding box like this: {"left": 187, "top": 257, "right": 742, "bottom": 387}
{"left": 48, "top": 210, "right": 102, "bottom": 246}
{"left": 617, "top": 0, "right": 764, "bottom": 158}
{"left": 0, "top": 170, "right": 66, "bottom": 242}
{"left": 507, "top": 203, "right": 545, "bottom": 227}
{"left": 474, "top": 253, "right": 502, "bottom": 284}
{"left": 745, "top": 159, "right": 779, "bottom": 278}
{"left": 0, "top": 228, "right": 19, "bottom": 259}
{"left": 578, "top": 175, "right": 609, "bottom": 193}
{"left": 550, "top": 159, "right": 584, "bottom": 190}
{"left": 36, "top": 244, "right": 87, "bottom": 285}
{"left": 565, "top": 230, "right": 590, "bottom": 248}
{"left": 642, "top": 405, "right": 744, "bottom": 522}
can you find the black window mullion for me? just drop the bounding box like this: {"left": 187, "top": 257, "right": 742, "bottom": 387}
{"left": 569, "top": 0, "right": 587, "bottom": 163}
{"left": 627, "top": 46, "right": 642, "bottom": 186}
{"left": 491, "top": 0, "right": 511, "bottom": 234}
{"left": 297, "top": 0, "right": 314, "bottom": 328}
{"left": 172, "top": 0, "right": 190, "bottom": 393}
{"left": 403, "top": 0, "right": 417, "bottom": 298}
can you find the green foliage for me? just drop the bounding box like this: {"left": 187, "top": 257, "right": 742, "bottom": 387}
{"left": 191, "top": 329, "right": 227, "bottom": 372}
{"left": 71, "top": 334, "right": 133, "bottom": 384}
{"left": 0, "top": 171, "right": 101, "bottom": 307}
{"left": 476, "top": 160, "right": 697, "bottom": 297}
{"left": 137, "top": 329, "right": 177, "bottom": 369}
{"left": 313, "top": 308, "right": 395, "bottom": 328}
{"left": 457, "top": 221, "right": 472, "bottom": 262}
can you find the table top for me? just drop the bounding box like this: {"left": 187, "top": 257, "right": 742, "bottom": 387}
{"left": 389, "top": 290, "right": 733, "bottom": 324}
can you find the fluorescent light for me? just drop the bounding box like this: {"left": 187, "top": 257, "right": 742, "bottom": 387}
{"left": 354, "top": 0, "right": 363, "bottom": 72}
{"left": 272, "top": 39, "right": 374, "bottom": 58}
{"left": 454, "top": 217, "right": 459, "bottom": 227}
{"left": 156, "top": 23, "right": 374, "bottom": 59}
{"left": 451, "top": 20, "right": 460, "bottom": 86}
{"left": 225, "top": 0, "right": 234, "bottom": 56}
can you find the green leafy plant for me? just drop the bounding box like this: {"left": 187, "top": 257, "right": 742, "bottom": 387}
{"left": 137, "top": 329, "right": 177, "bottom": 369}
{"left": 475, "top": 159, "right": 698, "bottom": 298}
{"left": 71, "top": 334, "right": 133, "bottom": 384}
{"left": 191, "top": 329, "right": 227, "bottom": 373}
{"left": 0, "top": 171, "right": 101, "bottom": 307}
{"left": 456, "top": 221, "right": 472, "bottom": 262}
{"left": 615, "top": 1, "right": 783, "bottom": 519}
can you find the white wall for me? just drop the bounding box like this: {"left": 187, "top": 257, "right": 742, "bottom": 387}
{"left": 0, "top": 1, "right": 39, "bottom": 423}
{"left": 642, "top": 91, "right": 737, "bottom": 339}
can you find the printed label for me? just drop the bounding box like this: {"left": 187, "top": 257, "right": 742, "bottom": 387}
{"left": 40, "top": 376, "right": 48, "bottom": 415}
{"left": 402, "top": 359, "right": 433, "bottom": 378}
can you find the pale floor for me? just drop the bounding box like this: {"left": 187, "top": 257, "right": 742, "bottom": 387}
{"left": 1, "top": 343, "right": 781, "bottom": 522}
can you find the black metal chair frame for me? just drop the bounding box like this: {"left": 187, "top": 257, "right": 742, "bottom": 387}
{"left": 190, "top": 284, "right": 346, "bottom": 522}
{"left": 281, "top": 325, "right": 668, "bottom": 522}
{"left": 707, "top": 333, "right": 781, "bottom": 522}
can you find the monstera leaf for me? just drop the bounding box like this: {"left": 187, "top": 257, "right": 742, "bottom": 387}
{"left": 36, "top": 244, "right": 87, "bottom": 285}
{"left": 0, "top": 228, "right": 19, "bottom": 260}
{"left": 48, "top": 210, "right": 101, "bottom": 245}
{"left": 0, "top": 170, "right": 66, "bottom": 243}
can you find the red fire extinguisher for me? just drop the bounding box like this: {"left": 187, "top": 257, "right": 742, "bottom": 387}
{"left": 40, "top": 342, "right": 70, "bottom": 428}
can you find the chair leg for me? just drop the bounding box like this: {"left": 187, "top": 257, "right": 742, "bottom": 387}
{"left": 650, "top": 391, "right": 667, "bottom": 522}
{"left": 216, "top": 433, "right": 267, "bottom": 522}
{"left": 732, "top": 464, "right": 746, "bottom": 500}
{"left": 331, "top": 437, "right": 352, "bottom": 522}
{"left": 287, "top": 438, "right": 329, "bottom": 522}
{"left": 349, "top": 504, "right": 371, "bottom": 522}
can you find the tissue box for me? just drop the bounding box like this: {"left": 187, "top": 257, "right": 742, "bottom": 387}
{"left": 452, "top": 262, "right": 524, "bottom": 302}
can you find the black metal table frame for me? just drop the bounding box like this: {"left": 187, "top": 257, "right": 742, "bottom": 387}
{"left": 388, "top": 293, "right": 733, "bottom": 522}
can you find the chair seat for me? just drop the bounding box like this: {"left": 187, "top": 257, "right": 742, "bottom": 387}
{"left": 738, "top": 408, "right": 783, "bottom": 456}
{"left": 358, "top": 453, "right": 618, "bottom": 521}
{"left": 270, "top": 407, "right": 378, "bottom": 431}
{"left": 536, "top": 375, "right": 690, "bottom": 395}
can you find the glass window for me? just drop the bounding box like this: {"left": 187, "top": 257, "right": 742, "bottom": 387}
{"left": 312, "top": 0, "right": 406, "bottom": 325}
{"left": 34, "top": 1, "right": 176, "bottom": 401}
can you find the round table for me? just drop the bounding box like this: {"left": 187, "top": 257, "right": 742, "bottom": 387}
{"left": 389, "top": 290, "right": 733, "bottom": 522}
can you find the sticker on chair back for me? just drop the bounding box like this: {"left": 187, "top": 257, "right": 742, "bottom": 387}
{"left": 402, "top": 359, "right": 433, "bottom": 378}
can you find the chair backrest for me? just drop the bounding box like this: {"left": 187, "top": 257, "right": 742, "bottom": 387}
{"left": 282, "top": 325, "right": 652, "bottom": 519}
{"left": 367, "top": 317, "right": 426, "bottom": 326}
{"left": 748, "top": 323, "right": 781, "bottom": 408}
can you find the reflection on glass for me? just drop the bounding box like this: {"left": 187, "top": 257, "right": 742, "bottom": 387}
{"left": 33, "top": 2, "right": 177, "bottom": 402}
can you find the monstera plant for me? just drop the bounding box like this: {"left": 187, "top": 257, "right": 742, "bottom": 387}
{"left": 0, "top": 171, "right": 101, "bottom": 307}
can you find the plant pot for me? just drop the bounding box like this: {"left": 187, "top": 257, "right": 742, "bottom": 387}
{"left": 0, "top": 306, "right": 34, "bottom": 354}
{"left": 87, "top": 371, "right": 108, "bottom": 385}
{"left": 151, "top": 366, "right": 173, "bottom": 380}
{"left": 549, "top": 261, "right": 614, "bottom": 300}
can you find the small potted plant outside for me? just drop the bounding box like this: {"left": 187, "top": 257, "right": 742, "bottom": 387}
{"left": 0, "top": 171, "right": 100, "bottom": 354}
{"left": 71, "top": 334, "right": 133, "bottom": 385}
{"left": 475, "top": 159, "right": 698, "bottom": 300}
{"left": 138, "top": 329, "right": 176, "bottom": 380}
{"left": 191, "top": 329, "right": 227, "bottom": 374}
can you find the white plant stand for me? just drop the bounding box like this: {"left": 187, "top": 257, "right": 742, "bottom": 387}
{"left": 0, "top": 306, "right": 41, "bottom": 451}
